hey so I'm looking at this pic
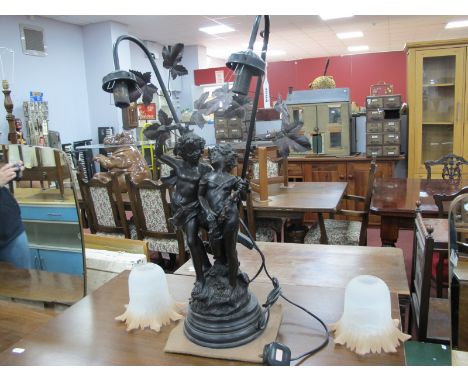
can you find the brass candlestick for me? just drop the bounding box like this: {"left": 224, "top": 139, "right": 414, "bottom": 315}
{"left": 2, "top": 80, "right": 17, "bottom": 144}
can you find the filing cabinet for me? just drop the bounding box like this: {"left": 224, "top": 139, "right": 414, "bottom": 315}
{"left": 214, "top": 113, "right": 252, "bottom": 144}
{"left": 366, "top": 94, "right": 402, "bottom": 157}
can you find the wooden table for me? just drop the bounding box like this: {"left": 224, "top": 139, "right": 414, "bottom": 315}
{"left": 175, "top": 242, "right": 409, "bottom": 296}
{"left": 0, "top": 262, "right": 84, "bottom": 305}
{"left": 0, "top": 271, "right": 405, "bottom": 366}
{"left": 371, "top": 178, "right": 468, "bottom": 246}
{"left": 252, "top": 182, "right": 347, "bottom": 243}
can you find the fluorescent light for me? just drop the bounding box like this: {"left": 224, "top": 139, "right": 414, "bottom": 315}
{"left": 320, "top": 15, "right": 353, "bottom": 21}
{"left": 199, "top": 24, "right": 235, "bottom": 35}
{"left": 347, "top": 45, "right": 369, "bottom": 52}
{"left": 445, "top": 20, "right": 468, "bottom": 29}
{"left": 337, "top": 31, "right": 363, "bottom": 39}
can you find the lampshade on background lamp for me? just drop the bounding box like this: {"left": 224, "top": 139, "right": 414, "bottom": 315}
{"left": 226, "top": 49, "right": 265, "bottom": 95}
{"left": 102, "top": 70, "right": 138, "bottom": 109}
{"left": 115, "top": 263, "right": 184, "bottom": 332}
{"left": 330, "top": 275, "right": 410, "bottom": 355}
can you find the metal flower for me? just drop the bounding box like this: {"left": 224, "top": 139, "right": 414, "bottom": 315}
{"left": 162, "top": 43, "right": 188, "bottom": 80}
{"left": 128, "top": 70, "right": 158, "bottom": 105}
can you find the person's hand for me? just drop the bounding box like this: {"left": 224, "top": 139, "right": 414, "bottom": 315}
{"left": 236, "top": 178, "right": 249, "bottom": 193}
{"left": 0, "top": 163, "right": 18, "bottom": 187}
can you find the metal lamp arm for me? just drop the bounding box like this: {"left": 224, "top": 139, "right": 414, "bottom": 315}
{"left": 241, "top": 15, "right": 270, "bottom": 180}
{"left": 112, "top": 35, "right": 180, "bottom": 125}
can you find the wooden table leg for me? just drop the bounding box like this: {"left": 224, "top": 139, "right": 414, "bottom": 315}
{"left": 380, "top": 215, "right": 414, "bottom": 247}
{"left": 318, "top": 213, "right": 328, "bottom": 244}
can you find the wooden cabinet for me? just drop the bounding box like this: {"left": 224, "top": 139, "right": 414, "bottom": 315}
{"left": 406, "top": 39, "right": 468, "bottom": 178}
{"left": 288, "top": 155, "right": 400, "bottom": 223}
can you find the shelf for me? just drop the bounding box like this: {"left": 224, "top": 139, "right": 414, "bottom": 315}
{"left": 423, "top": 83, "right": 455, "bottom": 87}
{"left": 422, "top": 122, "right": 454, "bottom": 125}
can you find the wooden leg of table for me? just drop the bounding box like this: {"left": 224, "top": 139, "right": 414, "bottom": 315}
{"left": 379, "top": 216, "right": 401, "bottom": 247}
{"left": 318, "top": 213, "right": 328, "bottom": 244}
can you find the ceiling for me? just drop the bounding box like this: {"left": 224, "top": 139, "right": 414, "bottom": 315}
{"left": 45, "top": 15, "right": 468, "bottom": 62}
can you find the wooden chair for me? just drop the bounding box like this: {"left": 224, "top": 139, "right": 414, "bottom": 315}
{"left": 303, "top": 158, "right": 377, "bottom": 246}
{"left": 241, "top": 190, "right": 277, "bottom": 243}
{"left": 409, "top": 203, "right": 450, "bottom": 344}
{"left": 247, "top": 147, "right": 293, "bottom": 241}
{"left": 448, "top": 192, "right": 468, "bottom": 257}
{"left": 429, "top": 186, "right": 468, "bottom": 297}
{"left": 125, "top": 175, "right": 188, "bottom": 268}
{"left": 77, "top": 172, "right": 134, "bottom": 239}
{"left": 425, "top": 153, "right": 468, "bottom": 182}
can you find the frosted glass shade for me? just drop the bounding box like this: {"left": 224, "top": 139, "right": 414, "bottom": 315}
{"left": 115, "top": 263, "right": 183, "bottom": 332}
{"left": 330, "top": 275, "right": 410, "bottom": 355}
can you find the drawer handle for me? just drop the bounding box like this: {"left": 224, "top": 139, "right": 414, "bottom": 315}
{"left": 339, "top": 175, "right": 345, "bottom": 180}
{"left": 348, "top": 174, "right": 354, "bottom": 180}
{"left": 47, "top": 213, "right": 62, "bottom": 217}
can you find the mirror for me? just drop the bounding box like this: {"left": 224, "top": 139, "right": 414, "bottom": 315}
{"left": 0, "top": 144, "right": 85, "bottom": 307}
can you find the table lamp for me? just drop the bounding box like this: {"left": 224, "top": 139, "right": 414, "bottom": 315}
{"left": 330, "top": 275, "right": 410, "bottom": 355}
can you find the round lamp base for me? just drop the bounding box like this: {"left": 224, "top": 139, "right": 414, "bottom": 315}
{"left": 184, "top": 293, "right": 265, "bottom": 348}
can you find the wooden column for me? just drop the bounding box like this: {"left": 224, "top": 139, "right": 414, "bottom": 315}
{"left": 258, "top": 146, "right": 268, "bottom": 201}
{"left": 2, "top": 80, "right": 17, "bottom": 144}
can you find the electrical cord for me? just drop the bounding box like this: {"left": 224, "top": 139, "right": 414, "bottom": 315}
{"left": 238, "top": 217, "right": 330, "bottom": 365}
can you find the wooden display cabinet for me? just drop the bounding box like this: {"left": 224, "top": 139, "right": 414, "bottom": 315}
{"left": 406, "top": 38, "right": 468, "bottom": 178}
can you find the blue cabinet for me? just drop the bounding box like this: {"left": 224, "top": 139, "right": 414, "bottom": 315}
{"left": 17, "top": 189, "right": 84, "bottom": 277}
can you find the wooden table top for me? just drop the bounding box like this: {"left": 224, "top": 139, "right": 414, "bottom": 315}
{"left": 175, "top": 242, "right": 409, "bottom": 296}
{"left": 0, "top": 262, "right": 84, "bottom": 305}
{"left": 13, "top": 188, "right": 76, "bottom": 206}
{"left": 252, "top": 182, "right": 348, "bottom": 213}
{"left": 371, "top": 178, "right": 468, "bottom": 217}
{"left": 423, "top": 218, "right": 449, "bottom": 249}
{"left": 0, "top": 271, "right": 405, "bottom": 366}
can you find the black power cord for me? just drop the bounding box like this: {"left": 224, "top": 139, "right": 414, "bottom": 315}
{"left": 238, "top": 218, "right": 330, "bottom": 366}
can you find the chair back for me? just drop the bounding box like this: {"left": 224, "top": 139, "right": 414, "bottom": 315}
{"left": 77, "top": 172, "right": 130, "bottom": 238}
{"left": 425, "top": 153, "right": 468, "bottom": 182}
{"left": 248, "top": 147, "right": 288, "bottom": 201}
{"left": 411, "top": 202, "right": 436, "bottom": 341}
{"left": 339, "top": 157, "right": 377, "bottom": 246}
{"left": 448, "top": 193, "right": 468, "bottom": 257}
{"left": 125, "top": 175, "right": 187, "bottom": 264}
{"left": 433, "top": 186, "right": 468, "bottom": 218}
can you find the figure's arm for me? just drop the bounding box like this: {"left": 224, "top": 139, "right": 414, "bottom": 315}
{"left": 198, "top": 178, "right": 217, "bottom": 221}
{"left": 94, "top": 154, "right": 129, "bottom": 169}
{"left": 158, "top": 153, "right": 180, "bottom": 171}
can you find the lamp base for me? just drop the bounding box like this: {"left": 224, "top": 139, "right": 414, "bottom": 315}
{"left": 183, "top": 261, "right": 266, "bottom": 348}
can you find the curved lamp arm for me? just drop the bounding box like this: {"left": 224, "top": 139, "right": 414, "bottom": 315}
{"left": 111, "top": 35, "right": 180, "bottom": 125}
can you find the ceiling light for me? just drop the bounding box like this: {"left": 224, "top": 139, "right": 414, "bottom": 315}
{"left": 347, "top": 45, "right": 369, "bottom": 52}
{"left": 320, "top": 15, "right": 353, "bottom": 21}
{"left": 199, "top": 24, "right": 235, "bottom": 35}
{"left": 445, "top": 20, "right": 468, "bottom": 29}
{"left": 337, "top": 31, "right": 363, "bottom": 39}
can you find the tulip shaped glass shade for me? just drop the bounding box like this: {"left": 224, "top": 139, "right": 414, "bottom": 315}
{"left": 116, "top": 263, "right": 183, "bottom": 332}
{"left": 330, "top": 275, "right": 410, "bottom": 355}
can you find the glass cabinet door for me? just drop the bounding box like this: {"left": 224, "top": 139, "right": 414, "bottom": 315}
{"left": 415, "top": 48, "right": 465, "bottom": 174}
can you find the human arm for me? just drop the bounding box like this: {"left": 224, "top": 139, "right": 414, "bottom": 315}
{"left": 0, "top": 162, "right": 24, "bottom": 187}
{"left": 198, "top": 177, "right": 217, "bottom": 223}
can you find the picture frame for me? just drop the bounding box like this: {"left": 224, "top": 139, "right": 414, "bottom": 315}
{"left": 137, "top": 103, "right": 157, "bottom": 120}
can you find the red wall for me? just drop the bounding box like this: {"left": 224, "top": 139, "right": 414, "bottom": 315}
{"left": 194, "top": 51, "right": 406, "bottom": 108}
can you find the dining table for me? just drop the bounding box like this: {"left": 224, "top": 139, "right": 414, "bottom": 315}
{"left": 370, "top": 178, "right": 468, "bottom": 246}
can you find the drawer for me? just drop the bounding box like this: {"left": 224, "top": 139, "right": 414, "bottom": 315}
{"left": 215, "top": 118, "right": 227, "bottom": 128}
{"left": 367, "top": 133, "right": 383, "bottom": 145}
{"left": 288, "top": 163, "right": 303, "bottom": 177}
{"left": 382, "top": 145, "right": 400, "bottom": 156}
{"left": 228, "top": 126, "right": 243, "bottom": 139}
{"left": 366, "top": 146, "right": 383, "bottom": 157}
{"left": 367, "top": 110, "right": 384, "bottom": 121}
{"left": 215, "top": 128, "right": 228, "bottom": 139}
{"left": 366, "top": 97, "right": 383, "bottom": 109}
{"left": 37, "top": 249, "right": 84, "bottom": 275}
{"left": 383, "top": 132, "right": 400, "bottom": 145}
{"left": 383, "top": 95, "right": 401, "bottom": 108}
{"left": 227, "top": 118, "right": 242, "bottom": 128}
{"left": 20, "top": 206, "right": 78, "bottom": 222}
{"left": 366, "top": 121, "right": 382, "bottom": 133}
{"left": 383, "top": 120, "right": 400, "bottom": 132}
